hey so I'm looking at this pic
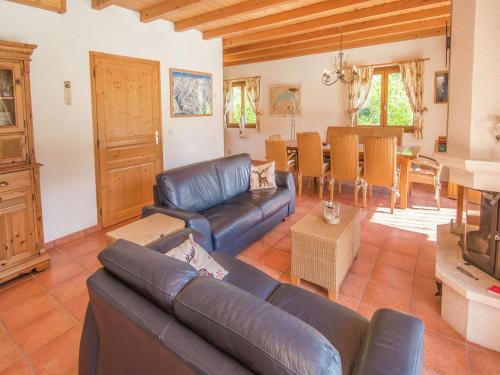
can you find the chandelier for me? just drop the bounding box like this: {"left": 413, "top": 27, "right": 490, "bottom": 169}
{"left": 322, "top": 29, "right": 359, "bottom": 86}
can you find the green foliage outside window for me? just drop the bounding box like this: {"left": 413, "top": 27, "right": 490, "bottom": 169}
{"left": 231, "top": 85, "right": 256, "bottom": 124}
{"left": 357, "top": 71, "right": 413, "bottom": 127}
{"left": 387, "top": 73, "right": 413, "bottom": 126}
{"left": 358, "top": 74, "right": 381, "bottom": 126}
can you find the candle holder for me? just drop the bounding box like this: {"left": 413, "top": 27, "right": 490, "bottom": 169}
{"left": 323, "top": 201, "right": 340, "bottom": 224}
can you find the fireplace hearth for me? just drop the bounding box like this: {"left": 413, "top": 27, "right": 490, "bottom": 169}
{"left": 461, "top": 190, "right": 500, "bottom": 280}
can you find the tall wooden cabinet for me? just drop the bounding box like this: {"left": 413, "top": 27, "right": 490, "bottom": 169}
{"left": 0, "top": 40, "right": 49, "bottom": 283}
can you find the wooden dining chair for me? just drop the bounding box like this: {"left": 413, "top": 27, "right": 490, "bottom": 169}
{"left": 409, "top": 155, "right": 443, "bottom": 209}
{"left": 265, "top": 139, "right": 296, "bottom": 172}
{"left": 268, "top": 134, "right": 282, "bottom": 140}
{"left": 328, "top": 134, "right": 366, "bottom": 206}
{"left": 297, "top": 132, "right": 330, "bottom": 199}
{"left": 363, "top": 136, "right": 398, "bottom": 213}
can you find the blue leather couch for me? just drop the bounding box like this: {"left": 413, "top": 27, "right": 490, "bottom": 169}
{"left": 80, "top": 228, "right": 425, "bottom": 375}
{"left": 143, "top": 153, "right": 295, "bottom": 255}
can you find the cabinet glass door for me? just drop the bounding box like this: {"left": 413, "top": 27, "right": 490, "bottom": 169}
{"left": 0, "top": 62, "right": 24, "bottom": 133}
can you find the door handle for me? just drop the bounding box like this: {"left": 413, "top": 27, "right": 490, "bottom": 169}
{"left": 155, "top": 130, "right": 159, "bottom": 145}
{"left": 0, "top": 181, "right": 9, "bottom": 187}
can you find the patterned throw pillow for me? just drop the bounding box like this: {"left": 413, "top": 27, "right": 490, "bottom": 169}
{"left": 250, "top": 161, "right": 277, "bottom": 190}
{"left": 165, "top": 234, "right": 228, "bottom": 280}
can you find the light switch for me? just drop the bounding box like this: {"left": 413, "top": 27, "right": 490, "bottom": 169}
{"left": 64, "top": 81, "right": 72, "bottom": 105}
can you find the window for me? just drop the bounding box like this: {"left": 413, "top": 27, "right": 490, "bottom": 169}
{"left": 357, "top": 66, "right": 413, "bottom": 131}
{"left": 228, "top": 81, "right": 256, "bottom": 128}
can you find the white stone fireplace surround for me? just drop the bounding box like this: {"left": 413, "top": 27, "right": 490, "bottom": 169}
{"left": 432, "top": 0, "right": 500, "bottom": 352}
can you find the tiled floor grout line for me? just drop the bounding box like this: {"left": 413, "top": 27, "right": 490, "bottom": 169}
{"left": 2, "top": 320, "right": 38, "bottom": 374}
{"left": 352, "top": 241, "right": 377, "bottom": 311}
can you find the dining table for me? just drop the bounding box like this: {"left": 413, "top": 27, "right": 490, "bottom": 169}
{"left": 285, "top": 140, "right": 421, "bottom": 210}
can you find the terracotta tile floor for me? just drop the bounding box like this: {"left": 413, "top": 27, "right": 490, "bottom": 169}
{"left": 0, "top": 183, "right": 499, "bottom": 375}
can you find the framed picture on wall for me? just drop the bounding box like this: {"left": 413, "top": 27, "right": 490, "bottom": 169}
{"left": 434, "top": 71, "right": 448, "bottom": 104}
{"left": 268, "top": 83, "right": 302, "bottom": 115}
{"left": 169, "top": 68, "right": 213, "bottom": 117}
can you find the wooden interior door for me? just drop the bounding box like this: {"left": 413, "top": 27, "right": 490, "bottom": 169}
{"left": 90, "top": 52, "right": 163, "bottom": 228}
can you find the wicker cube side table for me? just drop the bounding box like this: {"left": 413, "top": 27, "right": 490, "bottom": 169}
{"left": 290, "top": 203, "right": 361, "bottom": 300}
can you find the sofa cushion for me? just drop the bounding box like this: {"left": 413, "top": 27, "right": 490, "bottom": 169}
{"left": 173, "top": 277, "right": 342, "bottom": 375}
{"left": 213, "top": 153, "right": 252, "bottom": 201}
{"left": 98, "top": 240, "right": 198, "bottom": 313}
{"left": 228, "top": 187, "right": 292, "bottom": 220}
{"left": 166, "top": 234, "right": 228, "bottom": 280}
{"left": 202, "top": 203, "right": 262, "bottom": 250}
{"left": 212, "top": 252, "right": 279, "bottom": 299}
{"left": 250, "top": 161, "right": 277, "bottom": 190}
{"left": 156, "top": 160, "right": 224, "bottom": 212}
{"left": 268, "top": 284, "right": 369, "bottom": 375}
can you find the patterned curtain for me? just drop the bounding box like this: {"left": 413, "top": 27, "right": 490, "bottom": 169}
{"left": 222, "top": 80, "right": 233, "bottom": 128}
{"left": 245, "top": 77, "right": 262, "bottom": 132}
{"left": 399, "top": 60, "right": 427, "bottom": 139}
{"left": 346, "top": 66, "right": 374, "bottom": 126}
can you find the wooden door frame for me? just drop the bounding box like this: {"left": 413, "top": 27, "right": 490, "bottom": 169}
{"left": 89, "top": 51, "right": 164, "bottom": 227}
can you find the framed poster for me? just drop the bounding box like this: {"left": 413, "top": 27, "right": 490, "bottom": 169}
{"left": 434, "top": 71, "right": 448, "bottom": 104}
{"left": 169, "top": 68, "right": 213, "bottom": 117}
{"left": 268, "top": 84, "right": 302, "bottom": 115}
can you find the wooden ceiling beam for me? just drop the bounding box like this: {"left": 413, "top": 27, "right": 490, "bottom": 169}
{"left": 140, "top": 0, "right": 204, "bottom": 23}
{"left": 175, "top": 0, "right": 296, "bottom": 32}
{"left": 224, "top": 18, "right": 449, "bottom": 62}
{"left": 224, "top": 5, "right": 450, "bottom": 52}
{"left": 224, "top": 27, "right": 446, "bottom": 67}
{"left": 203, "top": 0, "right": 370, "bottom": 39}
{"left": 92, "top": 0, "right": 119, "bottom": 10}
{"left": 208, "top": 0, "right": 449, "bottom": 41}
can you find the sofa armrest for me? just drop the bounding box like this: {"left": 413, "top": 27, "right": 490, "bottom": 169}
{"left": 147, "top": 228, "right": 213, "bottom": 253}
{"left": 275, "top": 170, "right": 296, "bottom": 214}
{"left": 141, "top": 205, "right": 212, "bottom": 242}
{"left": 354, "top": 309, "right": 424, "bottom": 375}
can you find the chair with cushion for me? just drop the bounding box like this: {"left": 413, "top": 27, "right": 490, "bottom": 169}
{"left": 327, "top": 126, "right": 404, "bottom": 146}
{"left": 362, "top": 136, "right": 398, "bottom": 213}
{"left": 297, "top": 132, "right": 330, "bottom": 199}
{"left": 409, "top": 155, "right": 442, "bottom": 209}
{"left": 265, "top": 138, "right": 296, "bottom": 172}
{"left": 149, "top": 153, "right": 295, "bottom": 255}
{"left": 328, "top": 134, "right": 366, "bottom": 206}
{"left": 80, "top": 228, "right": 425, "bottom": 375}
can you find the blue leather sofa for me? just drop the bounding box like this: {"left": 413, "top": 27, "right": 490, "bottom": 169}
{"left": 80, "top": 228, "right": 425, "bottom": 375}
{"left": 143, "top": 153, "right": 295, "bottom": 255}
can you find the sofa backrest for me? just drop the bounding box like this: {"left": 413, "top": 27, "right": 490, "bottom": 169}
{"left": 156, "top": 160, "right": 224, "bottom": 212}
{"left": 174, "top": 276, "right": 342, "bottom": 375}
{"left": 155, "top": 154, "right": 253, "bottom": 212}
{"left": 84, "top": 270, "right": 252, "bottom": 375}
{"left": 213, "top": 153, "right": 252, "bottom": 201}
{"left": 98, "top": 240, "right": 198, "bottom": 313}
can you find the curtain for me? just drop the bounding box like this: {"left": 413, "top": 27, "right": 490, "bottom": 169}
{"left": 346, "top": 66, "right": 373, "bottom": 126}
{"left": 245, "top": 77, "right": 262, "bottom": 132}
{"left": 222, "top": 80, "right": 233, "bottom": 128}
{"left": 399, "top": 60, "right": 427, "bottom": 139}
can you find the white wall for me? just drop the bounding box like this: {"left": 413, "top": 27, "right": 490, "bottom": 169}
{"left": 0, "top": 0, "right": 224, "bottom": 241}
{"left": 447, "top": 0, "right": 500, "bottom": 161}
{"left": 224, "top": 36, "right": 448, "bottom": 162}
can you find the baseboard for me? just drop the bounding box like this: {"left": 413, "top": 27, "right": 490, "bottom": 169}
{"left": 44, "top": 224, "right": 102, "bottom": 250}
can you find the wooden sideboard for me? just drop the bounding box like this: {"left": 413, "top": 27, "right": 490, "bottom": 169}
{"left": 0, "top": 40, "right": 49, "bottom": 283}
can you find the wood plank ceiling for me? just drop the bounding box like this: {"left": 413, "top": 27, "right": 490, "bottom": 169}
{"left": 92, "top": 0, "right": 451, "bottom": 66}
